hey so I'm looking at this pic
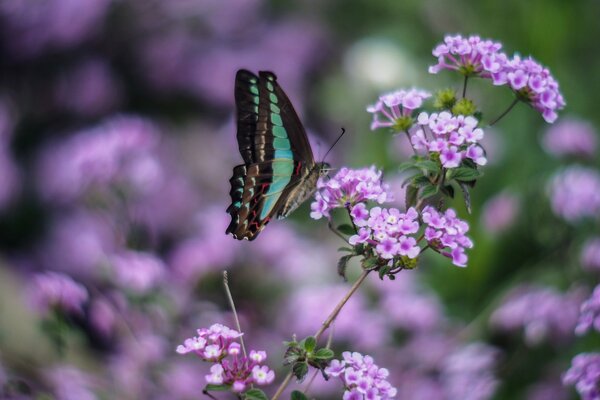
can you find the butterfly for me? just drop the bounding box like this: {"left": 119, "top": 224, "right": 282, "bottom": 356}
{"left": 226, "top": 70, "right": 328, "bottom": 241}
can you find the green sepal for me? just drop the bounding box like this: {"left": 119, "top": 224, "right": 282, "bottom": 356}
{"left": 244, "top": 388, "right": 269, "bottom": 400}
{"left": 291, "top": 390, "right": 309, "bottom": 400}
{"left": 204, "top": 384, "right": 231, "bottom": 392}
{"left": 337, "top": 224, "right": 356, "bottom": 235}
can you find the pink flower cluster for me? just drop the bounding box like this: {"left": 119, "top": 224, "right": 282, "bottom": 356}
{"left": 412, "top": 112, "right": 487, "bottom": 168}
{"left": 325, "top": 351, "right": 397, "bottom": 399}
{"left": 576, "top": 285, "right": 600, "bottom": 336}
{"left": 429, "top": 34, "right": 565, "bottom": 123}
{"left": 422, "top": 206, "right": 473, "bottom": 267}
{"left": 562, "top": 353, "right": 600, "bottom": 400}
{"left": 548, "top": 166, "right": 600, "bottom": 222}
{"left": 29, "top": 271, "right": 89, "bottom": 315}
{"left": 310, "top": 166, "right": 392, "bottom": 220}
{"left": 350, "top": 206, "right": 421, "bottom": 260}
{"left": 176, "top": 324, "right": 275, "bottom": 392}
{"left": 367, "top": 89, "right": 431, "bottom": 130}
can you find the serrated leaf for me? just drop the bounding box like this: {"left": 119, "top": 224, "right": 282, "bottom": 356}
{"left": 412, "top": 174, "right": 432, "bottom": 188}
{"left": 293, "top": 362, "right": 309, "bottom": 381}
{"left": 400, "top": 171, "right": 419, "bottom": 187}
{"left": 244, "top": 388, "right": 268, "bottom": 400}
{"left": 313, "top": 348, "right": 335, "bottom": 360}
{"left": 303, "top": 336, "right": 316, "bottom": 353}
{"left": 291, "top": 391, "right": 309, "bottom": 400}
{"left": 415, "top": 160, "right": 440, "bottom": 173}
{"left": 378, "top": 264, "right": 390, "bottom": 280}
{"left": 205, "top": 384, "right": 231, "bottom": 392}
{"left": 336, "top": 224, "right": 356, "bottom": 235}
{"left": 362, "top": 256, "right": 379, "bottom": 269}
{"left": 440, "top": 184, "right": 455, "bottom": 198}
{"left": 420, "top": 184, "right": 439, "bottom": 200}
{"left": 459, "top": 182, "right": 473, "bottom": 214}
{"left": 337, "top": 254, "right": 353, "bottom": 281}
{"left": 448, "top": 167, "right": 482, "bottom": 182}
{"left": 405, "top": 184, "right": 418, "bottom": 208}
{"left": 397, "top": 160, "right": 418, "bottom": 173}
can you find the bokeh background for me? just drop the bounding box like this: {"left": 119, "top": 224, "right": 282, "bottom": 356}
{"left": 0, "top": 0, "right": 599, "bottom": 399}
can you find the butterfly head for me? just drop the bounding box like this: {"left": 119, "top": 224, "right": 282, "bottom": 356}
{"left": 316, "top": 162, "right": 331, "bottom": 177}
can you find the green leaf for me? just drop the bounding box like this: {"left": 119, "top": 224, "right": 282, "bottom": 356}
{"left": 204, "top": 384, "right": 231, "bottom": 392}
{"left": 412, "top": 174, "right": 432, "bottom": 188}
{"left": 420, "top": 184, "right": 439, "bottom": 200}
{"left": 440, "top": 184, "right": 455, "bottom": 198}
{"left": 378, "top": 264, "right": 390, "bottom": 280}
{"left": 244, "top": 388, "right": 269, "bottom": 400}
{"left": 303, "top": 336, "right": 316, "bottom": 353}
{"left": 336, "top": 224, "right": 356, "bottom": 235}
{"left": 405, "top": 184, "right": 418, "bottom": 208}
{"left": 291, "top": 391, "right": 309, "bottom": 400}
{"left": 337, "top": 246, "right": 354, "bottom": 253}
{"left": 313, "top": 348, "right": 335, "bottom": 360}
{"left": 415, "top": 160, "right": 440, "bottom": 173}
{"left": 397, "top": 160, "right": 418, "bottom": 173}
{"left": 362, "top": 256, "right": 379, "bottom": 270}
{"left": 292, "top": 362, "right": 309, "bottom": 381}
{"left": 448, "top": 167, "right": 482, "bottom": 182}
{"left": 337, "top": 254, "right": 353, "bottom": 281}
{"left": 459, "top": 182, "right": 472, "bottom": 214}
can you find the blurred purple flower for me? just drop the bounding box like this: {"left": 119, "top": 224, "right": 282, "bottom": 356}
{"left": 45, "top": 365, "right": 97, "bottom": 400}
{"left": 109, "top": 250, "right": 166, "bottom": 294}
{"left": 581, "top": 237, "right": 600, "bottom": 272}
{"left": 548, "top": 166, "right": 600, "bottom": 222}
{"left": 440, "top": 343, "right": 500, "bottom": 400}
{"left": 325, "top": 351, "right": 397, "bottom": 399}
{"left": 490, "top": 285, "right": 584, "bottom": 345}
{"left": 54, "top": 57, "right": 122, "bottom": 117}
{"left": 527, "top": 376, "right": 570, "bottom": 400}
{"left": 89, "top": 297, "right": 118, "bottom": 338}
{"left": 542, "top": 118, "right": 598, "bottom": 158}
{"left": 480, "top": 191, "right": 520, "bottom": 234}
{"left": 39, "top": 210, "right": 117, "bottom": 279}
{"left": 29, "top": 271, "right": 89, "bottom": 315}
{"left": 37, "top": 115, "right": 161, "bottom": 203}
{"left": 562, "top": 353, "right": 600, "bottom": 400}
{"left": 0, "top": 0, "right": 112, "bottom": 59}
{"left": 311, "top": 166, "right": 392, "bottom": 220}
{"left": 576, "top": 284, "right": 600, "bottom": 335}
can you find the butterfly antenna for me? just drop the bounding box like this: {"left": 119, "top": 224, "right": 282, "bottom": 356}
{"left": 321, "top": 127, "right": 346, "bottom": 164}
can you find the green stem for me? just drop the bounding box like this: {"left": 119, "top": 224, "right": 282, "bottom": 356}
{"left": 489, "top": 97, "right": 519, "bottom": 126}
{"left": 462, "top": 75, "right": 469, "bottom": 98}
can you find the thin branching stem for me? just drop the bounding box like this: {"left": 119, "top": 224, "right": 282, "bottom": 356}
{"left": 489, "top": 97, "right": 519, "bottom": 126}
{"left": 223, "top": 271, "right": 247, "bottom": 358}
{"left": 462, "top": 75, "right": 469, "bottom": 98}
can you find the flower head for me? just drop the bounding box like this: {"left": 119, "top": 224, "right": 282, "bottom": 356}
{"left": 542, "top": 118, "right": 598, "bottom": 158}
{"left": 562, "top": 353, "right": 600, "bottom": 400}
{"left": 548, "top": 166, "right": 600, "bottom": 222}
{"left": 29, "top": 272, "right": 89, "bottom": 315}
{"left": 575, "top": 285, "right": 600, "bottom": 335}
{"left": 311, "top": 166, "right": 392, "bottom": 219}
{"left": 367, "top": 89, "right": 431, "bottom": 131}
{"left": 325, "top": 351, "right": 397, "bottom": 399}
{"left": 422, "top": 206, "right": 473, "bottom": 267}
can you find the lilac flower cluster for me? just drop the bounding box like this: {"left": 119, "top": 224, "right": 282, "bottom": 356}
{"left": 548, "top": 166, "right": 600, "bottom": 222}
{"left": 367, "top": 89, "right": 431, "bottom": 130}
{"left": 310, "top": 166, "right": 392, "bottom": 220}
{"left": 576, "top": 285, "right": 600, "bottom": 335}
{"left": 542, "top": 118, "right": 598, "bottom": 159}
{"left": 422, "top": 206, "right": 473, "bottom": 267}
{"left": 581, "top": 238, "right": 600, "bottom": 272}
{"left": 412, "top": 112, "right": 487, "bottom": 168}
{"left": 562, "top": 353, "right": 600, "bottom": 400}
{"left": 176, "top": 324, "right": 275, "bottom": 392}
{"left": 325, "top": 351, "right": 397, "bottom": 399}
{"left": 29, "top": 272, "right": 89, "bottom": 316}
{"left": 429, "top": 34, "right": 565, "bottom": 123}
{"left": 490, "top": 285, "right": 583, "bottom": 345}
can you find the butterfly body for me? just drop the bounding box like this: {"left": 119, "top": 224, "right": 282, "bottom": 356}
{"left": 226, "top": 70, "right": 326, "bottom": 241}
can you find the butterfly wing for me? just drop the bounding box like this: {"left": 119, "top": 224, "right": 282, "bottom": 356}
{"left": 227, "top": 70, "right": 314, "bottom": 240}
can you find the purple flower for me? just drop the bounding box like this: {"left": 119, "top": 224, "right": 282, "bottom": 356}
{"left": 45, "top": 365, "right": 97, "bottom": 400}
{"left": 367, "top": 89, "right": 431, "bottom": 130}
{"left": 542, "top": 118, "right": 598, "bottom": 158}
{"left": 252, "top": 365, "right": 275, "bottom": 385}
{"left": 310, "top": 166, "right": 393, "bottom": 219}
{"left": 109, "top": 251, "right": 166, "bottom": 294}
{"left": 422, "top": 206, "right": 473, "bottom": 267}
{"left": 325, "top": 351, "right": 397, "bottom": 399}
{"left": 490, "top": 285, "right": 585, "bottom": 345}
{"left": 412, "top": 112, "right": 487, "bottom": 168}
{"left": 575, "top": 285, "right": 600, "bottom": 335}
{"left": 581, "top": 237, "right": 600, "bottom": 272}
{"left": 480, "top": 191, "right": 520, "bottom": 234}
{"left": 562, "top": 353, "right": 600, "bottom": 400}
{"left": 29, "top": 271, "right": 89, "bottom": 315}
{"left": 429, "top": 35, "right": 508, "bottom": 79}
{"left": 548, "top": 166, "right": 600, "bottom": 222}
